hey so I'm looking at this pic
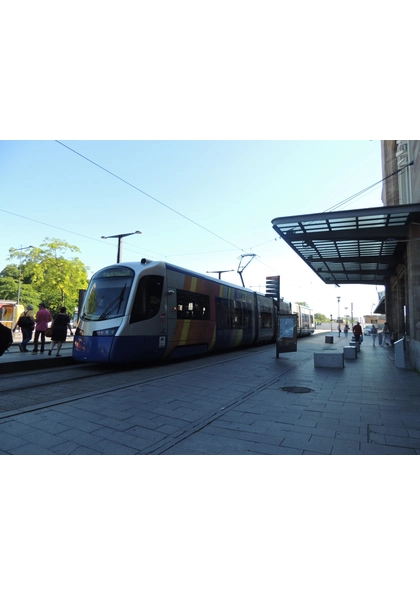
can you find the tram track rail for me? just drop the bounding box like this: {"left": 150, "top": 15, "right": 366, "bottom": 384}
{"left": 0, "top": 346, "right": 275, "bottom": 413}
{"left": 1, "top": 364, "right": 132, "bottom": 395}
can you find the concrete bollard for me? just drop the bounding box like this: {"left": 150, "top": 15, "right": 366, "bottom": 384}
{"left": 314, "top": 352, "right": 344, "bottom": 368}
{"left": 343, "top": 346, "right": 357, "bottom": 359}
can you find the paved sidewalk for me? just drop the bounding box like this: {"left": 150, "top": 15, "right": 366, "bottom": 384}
{"left": 0, "top": 333, "right": 419, "bottom": 454}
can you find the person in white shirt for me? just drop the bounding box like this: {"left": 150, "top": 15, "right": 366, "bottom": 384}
{"left": 382, "top": 323, "right": 391, "bottom": 347}
{"left": 370, "top": 324, "right": 378, "bottom": 346}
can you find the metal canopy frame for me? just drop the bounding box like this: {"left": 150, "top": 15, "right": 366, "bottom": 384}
{"left": 272, "top": 204, "right": 420, "bottom": 286}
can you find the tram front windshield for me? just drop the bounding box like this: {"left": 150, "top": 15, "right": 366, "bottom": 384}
{"left": 82, "top": 267, "right": 134, "bottom": 321}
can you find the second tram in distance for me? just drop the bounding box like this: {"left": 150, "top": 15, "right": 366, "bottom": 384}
{"left": 73, "top": 259, "right": 314, "bottom": 364}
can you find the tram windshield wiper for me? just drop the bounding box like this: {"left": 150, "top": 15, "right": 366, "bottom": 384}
{"left": 98, "top": 285, "right": 127, "bottom": 321}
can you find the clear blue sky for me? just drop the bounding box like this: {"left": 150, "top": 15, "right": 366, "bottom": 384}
{"left": 1, "top": 140, "right": 384, "bottom": 319}
{"left": 3, "top": 3, "right": 416, "bottom": 580}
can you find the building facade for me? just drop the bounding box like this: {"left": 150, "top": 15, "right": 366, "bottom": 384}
{"left": 381, "top": 140, "right": 420, "bottom": 371}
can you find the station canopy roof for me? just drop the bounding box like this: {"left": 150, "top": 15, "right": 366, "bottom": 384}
{"left": 271, "top": 204, "right": 420, "bottom": 286}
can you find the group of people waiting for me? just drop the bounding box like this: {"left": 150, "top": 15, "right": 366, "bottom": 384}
{"left": 13, "top": 302, "right": 73, "bottom": 357}
{"left": 337, "top": 321, "right": 392, "bottom": 346}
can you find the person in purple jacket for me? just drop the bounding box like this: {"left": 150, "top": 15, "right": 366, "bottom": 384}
{"left": 32, "top": 302, "right": 52, "bottom": 354}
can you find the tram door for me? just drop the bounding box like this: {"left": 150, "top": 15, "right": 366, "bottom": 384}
{"left": 215, "top": 297, "right": 230, "bottom": 348}
{"left": 166, "top": 287, "right": 178, "bottom": 345}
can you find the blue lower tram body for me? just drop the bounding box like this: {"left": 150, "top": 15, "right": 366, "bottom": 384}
{"left": 72, "top": 329, "right": 266, "bottom": 364}
{"left": 73, "top": 335, "right": 166, "bottom": 364}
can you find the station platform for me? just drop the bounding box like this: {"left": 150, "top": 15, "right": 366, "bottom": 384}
{"left": 1, "top": 331, "right": 420, "bottom": 454}
{"left": 0, "top": 337, "right": 74, "bottom": 373}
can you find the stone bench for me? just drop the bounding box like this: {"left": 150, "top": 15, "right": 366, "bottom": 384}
{"left": 343, "top": 346, "right": 357, "bottom": 359}
{"left": 314, "top": 352, "right": 344, "bottom": 368}
{"left": 350, "top": 338, "right": 361, "bottom": 352}
{"left": 325, "top": 336, "right": 334, "bottom": 344}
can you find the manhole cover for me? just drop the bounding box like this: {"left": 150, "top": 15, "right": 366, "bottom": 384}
{"left": 281, "top": 386, "right": 313, "bottom": 394}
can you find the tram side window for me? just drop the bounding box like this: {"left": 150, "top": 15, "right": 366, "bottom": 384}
{"left": 130, "top": 275, "right": 164, "bottom": 323}
{"left": 243, "top": 305, "right": 253, "bottom": 330}
{"left": 177, "top": 290, "right": 210, "bottom": 320}
{"left": 302, "top": 313, "right": 309, "bottom": 329}
{"left": 230, "top": 300, "right": 243, "bottom": 329}
{"left": 260, "top": 311, "right": 273, "bottom": 329}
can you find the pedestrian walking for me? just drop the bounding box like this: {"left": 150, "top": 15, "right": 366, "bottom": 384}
{"left": 344, "top": 324, "right": 349, "bottom": 337}
{"left": 32, "top": 302, "right": 52, "bottom": 354}
{"left": 13, "top": 304, "right": 35, "bottom": 352}
{"left": 370, "top": 324, "right": 378, "bottom": 346}
{"left": 353, "top": 321, "right": 362, "bottom": 344}
{"left": 48, "top": 306, "right": 73, "bottom": 357}
{"left": 337, "top": 324, "right": 341, "bottom": 337}
{"left": 382, "top": 323, "right": 391, "bottom": 347}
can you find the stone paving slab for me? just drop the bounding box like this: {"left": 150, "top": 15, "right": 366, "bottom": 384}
{"left": 1, "top": 333, "right": 420, "bottom": 454}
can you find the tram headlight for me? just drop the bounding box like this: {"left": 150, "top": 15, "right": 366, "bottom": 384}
{"left": 93, "top": 327, "right": 118, "bottom": 336}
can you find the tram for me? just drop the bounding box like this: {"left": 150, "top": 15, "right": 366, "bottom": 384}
{"left": 73, "top": 260, "right": 313, "bottom": 364}
{"left": 292, "top": 303, "right": 315, "bottom": 337}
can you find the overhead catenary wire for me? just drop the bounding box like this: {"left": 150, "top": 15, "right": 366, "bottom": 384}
{"left": 54, "top": 141, "right": 283, "bottom": 278}
{"left": 325, "top": 160, "right": 414, "bottom": 212}
{"left": 0, "top": 206, "right": 168, "bottom": 260}
{"left": 6, "top": 141, "right": 400, "bottom": 283}
{"left": 55, "top": 140, "right": 244, "bottom": 252}
{"left": 165, "top": 248, "right": 239, "bottom": 257}
{"left": 1, "top": 140, "right": 292, "bottom": 279}
{"left": 0, "top": 201, "right": 277, "bottom": 273}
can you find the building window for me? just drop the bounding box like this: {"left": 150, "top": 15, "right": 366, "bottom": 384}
{"left": 396, "top": 140, "right": 413, "bottom": 204}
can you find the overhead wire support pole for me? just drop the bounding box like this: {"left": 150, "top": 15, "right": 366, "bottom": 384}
{"left": 206, "top": 270, "right": 234, "bottom": 279}
{"left": 101, "top": 231, "right": 142, "bottom": 263}
{"left": 13, "top": 245, "right": 34, "bottom": 305}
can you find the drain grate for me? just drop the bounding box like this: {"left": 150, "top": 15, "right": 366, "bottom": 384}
{"left": 281, "top": 386, "right": 313, "bottom": 394}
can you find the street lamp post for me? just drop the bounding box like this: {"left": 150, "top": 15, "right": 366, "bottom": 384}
{"left": 101, "top": 231, "right": 142, "bottom": 263}
{"left": 15, "top": 245, "right": 34, "bottom": 305}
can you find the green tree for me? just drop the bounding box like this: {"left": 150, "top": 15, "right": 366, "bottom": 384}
{"left": 296, "top": 301, "right": 310, "bottom": 307}
{"left": 0, "top": 264, "right": 41, "bottom": 305}
{"left": 314, "top": 312, "right": 330, "bottom": 324}
{"left": 0, "top": 274, "right": 18, "bottom": 299}
{"left": 8, "top": 238, "right": 89, "bottom": 315}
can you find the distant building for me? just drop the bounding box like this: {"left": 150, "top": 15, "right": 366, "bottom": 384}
{"left": 363, "top": 314, "right": 386, "bottom": 330}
